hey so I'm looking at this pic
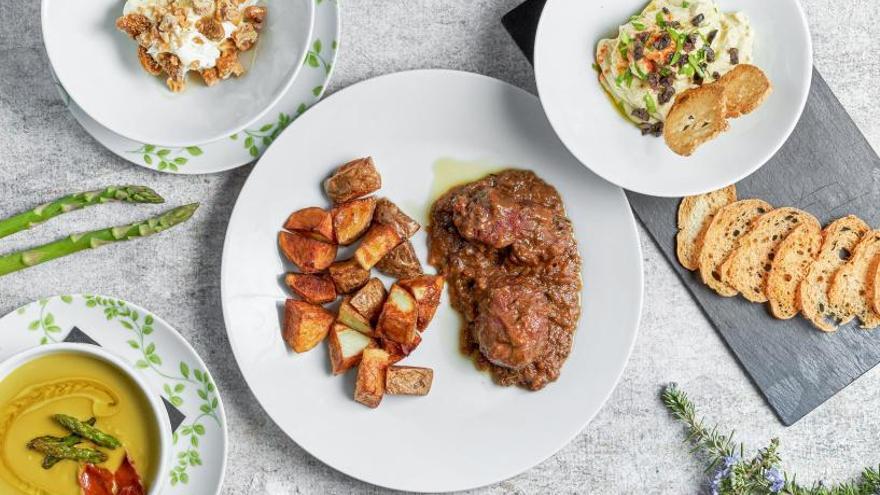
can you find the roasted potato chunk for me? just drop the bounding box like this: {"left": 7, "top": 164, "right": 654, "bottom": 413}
{"left": 284, "top": 207, "right": 334, "bottom": 243}
{"left": 278, "top": 231, "right": 337, "bottom": 273}
{"left": 354, "top": 224, "right": 402, "bottom": 270}
{"left": 354, "top": 348, "right": 389, "bottom": 408}
{"left": 284, "top": 273, "right": 337, "bottom": 304}
{"left": 328, "top": 259, "right": 370, "bottom": 294}
{"left": 376, "top": 240, "right": 423, "bottom": 279}
{"left": 332, "top": 197, "right": 376, "bottom": 245}
{"left": 283, "top": 299, "right": 334, "bottom": 353}
{"left": 324, "top": 157, "right": 382, "bottom": 204}
{"left": 374, "top": 198, "right": 420, "bottom": 239}
{"left": 350, "top": 278, "right": 387, "bottom": 322}
{"left": 385, "top": 366, "right": 433, "bottom": 396}
{"left": 328, "top": 323, "right": 375, "bottom": 375}
{"left": 382, "top": 332, "right": 422, "bottom": 364}
{"left": 377, "top": 284, "right": 418, "bottom": 345}
{"left": 338, "top": 297, "right": 373, "bottom": 336}
{"left": 398, "top": 275, "right": 445, "bottom": 330}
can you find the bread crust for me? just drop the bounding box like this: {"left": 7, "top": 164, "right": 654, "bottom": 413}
{"left": 676, "top": 185, "right": 737, "bottom": 271}
{"left": 698, "top": 199, "right": 772, "bottom": 296}
{"left": 799, "top": 216, "right": 869, "bottom": 331}
{"left": 664, "top": 85, "right": 729, "bottom": 156}
{"left": 828, "top": 230, "right": 880, "bottom": 329}
{"left": 766, "top": 222, "right": 821, "bottom": 319}
{"left": 718, "top": 64, "right": 773, "bottom": 118}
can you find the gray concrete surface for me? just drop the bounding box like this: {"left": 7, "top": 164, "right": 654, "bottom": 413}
{"left": 1, "top": 1, "right": 879, "bottom": 493}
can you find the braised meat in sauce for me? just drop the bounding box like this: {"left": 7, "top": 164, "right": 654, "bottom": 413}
{"left": 428, "top": 169, "right": 582, "bottom": 390}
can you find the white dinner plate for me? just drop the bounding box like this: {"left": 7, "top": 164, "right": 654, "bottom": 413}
{"left": 535, "top": 0, "right": 812, "bottom": 197}
{"left": 0, "top": 295, "right": 228, "bottom": 495}
{"left": 48, "top": 0, "right": 340, "bottom": 174}
{"left": 221, "top": 70, "right": 643, "bottom": 492}
{"left": 42, "top": 0, "right": 314, "bottom": 147}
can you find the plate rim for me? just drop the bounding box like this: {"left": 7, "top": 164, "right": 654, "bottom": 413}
{"left": 219, "top": 69, "right": 645, "bottom": 492}
{"left": 533, "top": 0, "right": 814, "bottom": 198}
{"left": 40, "top": 0, "right": 316, "bottom": 148}
{"left": 45, "top": 0, "right": 341, "bottom": 175}
{"left": 0, "top": 294, "right": 231, "bottom": 495}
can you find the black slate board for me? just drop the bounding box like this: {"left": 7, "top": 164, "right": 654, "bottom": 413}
{"left": 504, "top": 0, "right": 880, "bottom": 425}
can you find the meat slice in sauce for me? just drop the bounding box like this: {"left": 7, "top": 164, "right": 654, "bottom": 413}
{"left": 429, "top": 169, "right": 582, "bottom": 390}
{"left": 474, "top": 282, "right": 550, "bottom": 369}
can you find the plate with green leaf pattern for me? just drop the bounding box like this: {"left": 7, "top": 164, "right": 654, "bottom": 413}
{"left": 0, "top": 295, "right": 227, "bottom": 494}
{"left": 49, "top": 0, "right": 340, "bottom": 175}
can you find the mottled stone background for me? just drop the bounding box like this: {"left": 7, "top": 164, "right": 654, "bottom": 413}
{"left": 1, "top": 1, "right": 878, "bottom": 493}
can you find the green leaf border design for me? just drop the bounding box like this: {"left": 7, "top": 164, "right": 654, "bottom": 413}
{"left": 17, "top": 295, "right": 223, "bottom": 489}
{"left": 127, "top": 145, "right": 203, "bottom": 172}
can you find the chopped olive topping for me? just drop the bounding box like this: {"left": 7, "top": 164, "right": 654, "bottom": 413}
{"left": 635, "top": 31, "right": 650, "bottom": 43}
{"left": 662, "top": 7, "right": 670, "bottom": 14}
{"left": 712, "top": 71, "right": 720, "bottom": 80}
{"left": 658, "top": 85, "right": 676, "bottom": 105}
{"left": 647, "top": 72, "right": 661, "bottom": 90}
{"left": 729, "top": 47, "right": 740, "bottom": 64}
{"left": 653, "top": 33, "right": 671, "bottom": 50}
{"left": 693, "top": 72, "right": 703, "bottom": 85}
{"left": 682, "top": 33, "right": 697, "bottom": 52}
{"left": 638, "top": 121, "right": 664, "bottom": 137}
{"left": 691, "top": 13, "right": 704, "bottom": 26}
{"left": 631, "top": 108, "right": 650, "bottom": 121}
{"left": 706, "top": 29, "right": 718, "bottom": 45}
{"left": 669, "top": 20, "right": 682, "bottom": 29}
{"left": 704, "top": 46, "right": 716, "bottom": 63}
{"left": 633, "top": 42, "right": 645, "bottom": 60}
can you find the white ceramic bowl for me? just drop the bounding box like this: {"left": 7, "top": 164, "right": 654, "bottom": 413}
{"left": 41, "top": 0, "right": 315, "bottom": 147}
{"left": 534, "top": 0, "right": 813, "bottom": 197}
{"left": 0, "top": 343, "right": 171, "bottom": 495}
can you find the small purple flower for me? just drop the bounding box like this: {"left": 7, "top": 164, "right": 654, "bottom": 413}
{"left": 765, "top": 467, "right": 784, "bottom": 493}
{"left": 708, "top": 455, "right": 739, "bottom": 495}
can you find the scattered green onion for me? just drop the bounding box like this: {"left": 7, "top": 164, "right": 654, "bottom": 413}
{"left": 632, "top": 20, "right": 646, "bottom": 31}
{"left": 620, "top": 31, "right": 632, "bottom": 45}
{"left": 688, "top": 53, "right": 704, "bottom": 77}
{"left": 669, "top": 51, "right": 681, "bottom": 66}
{"left": 655, "top": 11, "right": 667, "bottom": 28}
{"left": 679, "top": 64, "right": 695, "bottom": 77}
{"left": 615, "top": 72, "right": 625, "bottom": 88}
{"left": 631, "top": 62, "right": 648, "bottom": 80}
{"left": 623, "top": 69, "right": 634, "bottom": 88}
{"left": 659, "top": 66, "right": 672, "bottom": 77}
{"left": 682, "top": 1, "right": 690, "bottom": 7}
{"left": 644, "top": 94, "right": 657, "bottom": 114}
{"left": 619, "top": 45, "right": 629, "bottom": 58}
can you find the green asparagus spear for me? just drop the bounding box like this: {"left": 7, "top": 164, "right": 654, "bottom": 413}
{"left": 42, "top": 417, "right": 96, "bottom": 469}
{"left": 0, "top": 186, "right": 164, "bottom": 240}
{"left": 53, "top": 414, "right": 120, "bottom": 449}
{"left": 27, "top": 437, "right": 108, "bottom": 464}
{"left": 0, "top": 203, "right": 199, "bottom": 277}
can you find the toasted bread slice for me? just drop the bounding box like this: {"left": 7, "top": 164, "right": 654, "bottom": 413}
{"left": 799, "top": 216, "right": 869, "bottom": 331}
{"left": 720, "top": 207, "right": 819, "bottom": 303}
{"left": 766, "top": 222, "right": 821, "bottom": 319}
{"left": 828, "top": 230, "right": 880, "bottom": 329}
{"left": 664, "top": 84, "right": 729, "bottom": 156}
{"left": 718, "top": 64, "right": 772, "bottom": 118}
{"left": 698, "top": 199, "right": 772, "bottom": 296}
{"left": 676, "top": 185, "right": 737, "bottom": 271}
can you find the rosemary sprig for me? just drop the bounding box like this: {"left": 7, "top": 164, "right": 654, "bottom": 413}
{"left": 661, "top": 384, "right": 880, "bottom": 495}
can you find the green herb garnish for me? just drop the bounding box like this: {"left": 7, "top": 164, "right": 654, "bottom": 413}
{"left": 679, "top": 63, "right": 695, "bottom": 77}
{"left": 631, "top": 62, "right": 648, "bottom": 80}
{"left": 623, "top": 69, "right": 634, "bottom": 88}
{"left": 655, "top": 11, "right": 667, "bottom": 28}
{"left": 682, "top": 1, "right": 690, "bottom": 7}
{"left": 644, "top": 94, "right": 657, "bottom": 114}
{"left": 632, "top": 20, "right": 646, "bottom": 31}
{"left": 670, "top": 51, "right": 682, "bottom": 66}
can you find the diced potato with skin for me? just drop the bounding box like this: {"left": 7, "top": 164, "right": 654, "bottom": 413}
{"left": 283, "top": 207, "right": 334, "bottom": 243}
{"left": 377, "top": 284, "right": 418, "bottom": 345}
{"left": 385, "top": 366, "right": 433, "bottom": 396}
{"left": 328, "top": 259, "right": 370, "bottom": 294}
{"left": 278, "top": 231, "right": 337, "bottom": 273}
{"left": 354, "top": 348, "right": 389, "bottom": 408}
{"left": 350, "top": 278, "right": 387, "bottom": 322}
{"left": 398, "top": 275, "right": 445, "bottom": 330}
{"left": 381, "top": 332, "right": 422, "bottom": 364}
{"left": 328, "top": 323, "right": 375, "bottom": 375}
{"left": 375, "top": 240, "right": 423, "bottom": 279}
{"left": 354, "top": 224, "right": 402, "bottom": 270}
{"left": 284, "top": 273, "right": 337, "bottom": 304}
{"left": 338, "top": 297, "right": 373, "bottom": 336}
{"left": 283, "top": 299, "right": 335, "bottom": 353}
{"left": 332, "top": 197, "right": 376, "bottom": 245}
{"left": 373, "top": 198, "right": 420, "bottom": 239}
{"left": 324, "top": 157, "right": 382, "bottom": 204}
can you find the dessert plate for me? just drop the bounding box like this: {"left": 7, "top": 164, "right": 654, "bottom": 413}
{"left": 221, "top": 70, "right": 644, "bottom": 492}
{"left": 49, "top": 0, "right": 340, "bottom": 175}
{"left": 0, "top": 295, "right": 227, "bottom": 495}
{"left": 534, "top": 0, "right": 812, "bottom": 197}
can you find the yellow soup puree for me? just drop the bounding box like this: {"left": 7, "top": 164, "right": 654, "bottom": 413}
{"left": 0, "top": 352, "right": 158, "bottom": 495}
